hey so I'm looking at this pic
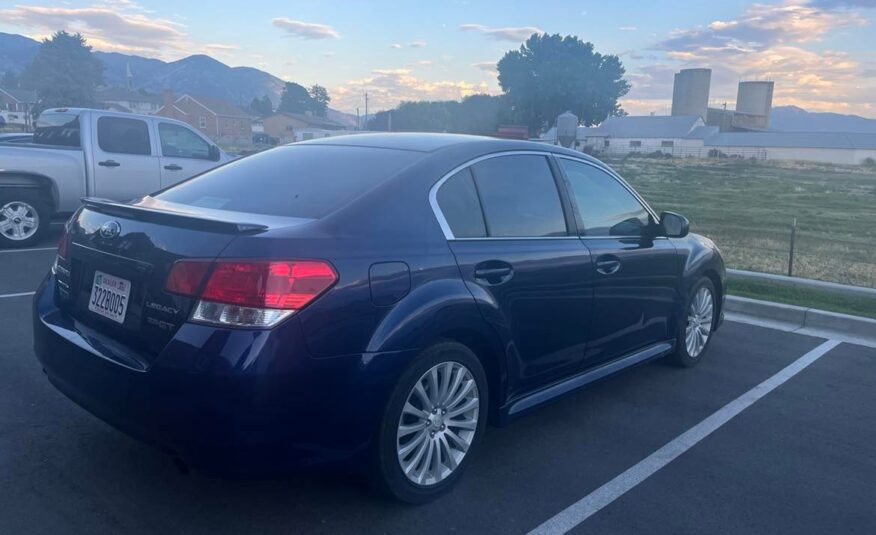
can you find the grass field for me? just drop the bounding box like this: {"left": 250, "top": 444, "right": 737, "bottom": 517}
{"left": 604, "top": 156, "right": 876, "bottom": 288}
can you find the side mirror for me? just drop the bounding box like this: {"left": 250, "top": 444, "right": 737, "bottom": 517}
{"left": 660, "top": 211, "right": 689, "bottom": 238}
{"left": 208, "top": 144, "right": 221, "bottom": 161}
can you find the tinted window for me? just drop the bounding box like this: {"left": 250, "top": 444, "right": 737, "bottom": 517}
{"left": 159, "top": 122, "right": 211, "bottom": 159}
{"left": 33, "top": 113, "right": 81, "bottom": 147}
{"left": 156, "top": 145, "right": 420, "bottom": 219}
{"left": 560, "top": 159, "right": 651, "bottom": 237}
{"left": 97, "top": 117, "right": 151, "bottom": 155}
{"left": 437, "top": 168, "right": 486, "bottom": 238}
{"left": 471, "top": 155, "right": 566, "bottom": 238}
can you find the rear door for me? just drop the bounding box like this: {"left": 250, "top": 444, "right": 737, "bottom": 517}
{"left": 91, "top": 115, "right": 160, "bottom": 200}
{"left": 557, "top": 157, "right": 680, "bottom": 368}
{"left": 437, "top": 153, "right": 594, "bottom": 396}
{"left": 156, "top": 121, "right": 219, "bottom": 187}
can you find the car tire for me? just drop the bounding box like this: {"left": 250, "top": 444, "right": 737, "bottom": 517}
{"left": 372, "top": 341, "right": 488, "bottom": 504}
{"left": 0, "top": 189, "right": 50, "bottom": 248}
{"left": 669, "top": 277, "right": 718, "bottom": 367}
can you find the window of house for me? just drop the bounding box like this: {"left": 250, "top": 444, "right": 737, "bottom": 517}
{"left": 661, "top": 140, "right": 674, "bottom": 148}
{"left": 629, "top": 140, "right": 642, "bottom": 148}
{"left": 159, "top": 122, "right": 211, "bottom": 160}
{"left": 436, "top": 168, "right": 486, "bottom": 238}
{"left": 604, "top": 139, "right": 610, "bottom": 147}
{"left": 560, "top": 159, "right": 651, "bottom": 237}
{"left": 198, "top": 116, "right": 207, "bottom": 129}
{"left": 97, "top": 116, "right": 151, "bottom": 155}
{"left": 470, "top": 155, "right": 567, "bottom": 238}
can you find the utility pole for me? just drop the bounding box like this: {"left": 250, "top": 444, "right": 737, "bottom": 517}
{"left": 364, "top": 92, "right": 369, "bottom": 130}
{"left": 356, "top": 107, "right": 360, "bottom": 131}
{"left": 388, "top": 110, "right": 392, "bottom": 132}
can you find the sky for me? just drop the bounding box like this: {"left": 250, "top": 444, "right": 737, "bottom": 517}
{"left": 1, "top": 0, "right": 875, "bottom": 117}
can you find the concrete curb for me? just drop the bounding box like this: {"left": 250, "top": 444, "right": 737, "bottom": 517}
{"left": 725, "top": 295, "right": 876, "bottom": 348}
{"left": 727, "top": 269, "right": 876, "bottom": 299}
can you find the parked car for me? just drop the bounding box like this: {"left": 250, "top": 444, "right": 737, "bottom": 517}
{"left": 0, "top": 108, "right": 232, "bottom": 248}
{"left": 33, "top": 134, "right": 725, "bottom": 503}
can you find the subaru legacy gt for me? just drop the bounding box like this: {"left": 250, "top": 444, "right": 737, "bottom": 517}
{"left": 33, "top": 134, "right": 725, "bottom": 503}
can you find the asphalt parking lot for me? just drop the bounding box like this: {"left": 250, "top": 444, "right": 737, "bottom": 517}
{"left": 2, "top": 233, "right": 874, "bottom": 534}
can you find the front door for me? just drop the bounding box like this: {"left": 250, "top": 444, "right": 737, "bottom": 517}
{"left": 557, "top": 157, "right": 680, "bottom": 368}
{"left": 435, "top": 154, "right": 594, "bottom": 396}
{"left": 156, "top": 121, "right": 219, "bottom": 187}
{"left": 91, "top": 116, "right": 160, "bottom": 201}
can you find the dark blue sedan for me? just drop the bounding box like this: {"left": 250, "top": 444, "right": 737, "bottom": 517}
{"left": 33, "top": 134, "right": 725, "bottom": 503}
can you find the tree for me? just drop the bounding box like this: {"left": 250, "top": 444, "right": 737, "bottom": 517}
{"left": 21, "top": 31, "right": 104, "bottom": 114}
{"left": 308, "top": 84, "right": 331, "bottom": 117}
{"left": 248, "top": 95, "right": 273, "bottom": 117}
{"left": 366, "top": 94, "right": 506, "bottom": 134}
{"left": 497, "top": 33, "right": 630, "bottom": 133}
{"left": 278, "top": 82, "right": 314, "bottom": 114}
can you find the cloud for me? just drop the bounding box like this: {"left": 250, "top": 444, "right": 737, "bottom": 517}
{"left": 331, "top": 68, "right": 495, "bottom": 111}
{"left": 472, "top": 61, "right": 497, "bottom": 72}
{"left": 417, "top": 60, "right": 434, "bottom": 66}
{"left": 619, "top": 26, "right": 638, "bottom": 31}
{"left": 272, "top": 18, "right": 340, "bottom": 39}
{"left": 390, "top": 43, "right": 403, "bottom": 49}
{"left": 459, "top": 23, "right": 543, "bottom": 41}
{"left": 0, "top": 3, "right": 187, "bottom": 56}
{"left": 809, "top": 0, "right": 876, "bottom": 8}
{"left": 633, "top": 0, "right": 876, "bottom": 116}
{"left": 409, "top": 40, "right": 427, "bottom": 48}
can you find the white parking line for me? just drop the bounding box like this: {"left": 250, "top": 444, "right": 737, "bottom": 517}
{"left": 0, "top": 291, "right": 36, "bottom": 299}
{"left": 528, "top": 338, "right": 842, "bottom": 535}
{"left": 0, "top": 247, "right": 57, "bottom": 254}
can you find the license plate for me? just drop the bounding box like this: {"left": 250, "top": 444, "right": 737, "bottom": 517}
{"left": 88, "top": 271, "right": 131, "bottom": 324}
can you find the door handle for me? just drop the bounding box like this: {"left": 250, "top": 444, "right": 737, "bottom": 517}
{"left": 164, "top": 164, "right": 183, "bottom": 171}
{"left": 595, "top": 255, "right": 622, "bottom": 275}
{"left": 98, "top": 160, "right": 120, "bottom": 167}
{"left": 474, "top": 263, "right": 513, "bottom": 285}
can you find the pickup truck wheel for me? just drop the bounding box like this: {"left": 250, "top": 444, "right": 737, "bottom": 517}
{"left": 0, "top": 191, "right": 50, "bottom": 248}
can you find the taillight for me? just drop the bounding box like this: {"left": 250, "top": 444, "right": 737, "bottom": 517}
{"left": 164, "top": 259, "right": 337, "bottom": 328}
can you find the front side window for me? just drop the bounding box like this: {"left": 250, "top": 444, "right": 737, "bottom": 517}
{"left": 560, "top": 159, "right": 652, "bottom": 237}
{"left": 159, "top": 122, "right": 211, "bottom": 160}
{"left": 97, "top": 116, "right": 151, "bottom": 155}
{"left": 470, "top": 155, "right": 567, "bottom": 238}
{"left": 436, "top": 168, "right": 486, "bottom": 238}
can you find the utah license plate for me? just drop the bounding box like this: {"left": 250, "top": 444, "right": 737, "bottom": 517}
{"left": 88, "top": 271, "right": 131, "bottom": 324}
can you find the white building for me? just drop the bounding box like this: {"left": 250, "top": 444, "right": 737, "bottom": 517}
{"left": 96, "top": 88, "right": 163, "bottom": 115}
{"left": 539, "top": 114, "right": 876, "bottom": 165}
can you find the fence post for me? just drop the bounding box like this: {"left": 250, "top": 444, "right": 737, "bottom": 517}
{"left": 788, "top": 217, "right": 797, "bottom": 277}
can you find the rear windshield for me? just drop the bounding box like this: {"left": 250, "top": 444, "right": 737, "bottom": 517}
{"left": 155, "top": 144, "right": 421, "bottom": 219}
{"left": 33, "top": 112, "right": 81, "bottom": 147}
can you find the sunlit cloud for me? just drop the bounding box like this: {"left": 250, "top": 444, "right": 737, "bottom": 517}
{"left": 272, "top": 18, "right": 340, "bottom": 39}
{"left": 459, "top": 23, "right": 543, "bottom": 41}
{"left": 332, "top": 67, "right": 495, "bottom": 111}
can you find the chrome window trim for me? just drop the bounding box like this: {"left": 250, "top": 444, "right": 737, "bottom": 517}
{"left": 428, "top": 150, "right": 569, "bottom": 241}
{"left": 429, "top": 150, "right": 664, "bottom": 241}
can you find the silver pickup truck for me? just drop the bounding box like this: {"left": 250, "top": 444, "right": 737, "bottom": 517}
{"left": 0, "top": 108, "right": 233, "bottom": 247}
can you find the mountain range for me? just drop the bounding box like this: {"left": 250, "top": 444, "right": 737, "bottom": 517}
{"left": 3, "top": 32, "right": 876, "bottom": 133}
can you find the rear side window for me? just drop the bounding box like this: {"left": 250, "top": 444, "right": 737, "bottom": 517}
{"left": 156, "top": 145, "right": 421, "bottom": 219}
{"left": 436, "top": 169, "right": 486, "bottom": 238}
{"left": 470, "top": 155, "right": 566, "bottom": 237}
{"left": 560, "top": 159, "right": 652, "bottom": 237}
{"left": 33, "top": 113, "right": 81, "bottom": 147}
{"left": 97, "top": 117, "right": 151, "bottom": 155}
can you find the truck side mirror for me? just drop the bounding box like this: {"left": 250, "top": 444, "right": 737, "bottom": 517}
{"left": 209, "top": 145, "right": 221, "bottom": 161}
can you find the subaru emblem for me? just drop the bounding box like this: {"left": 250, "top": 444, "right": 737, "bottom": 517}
{"left": 99, "top": 220, "right": 121, "bottom": 239}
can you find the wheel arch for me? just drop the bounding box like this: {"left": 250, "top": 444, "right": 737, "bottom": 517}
{"left": 0, "top": 172, "right": 59, "bottom": 212}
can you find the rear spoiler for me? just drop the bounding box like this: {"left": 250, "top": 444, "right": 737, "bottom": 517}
{"left": 81, "top": 198, "right": 268, "bottom": 234}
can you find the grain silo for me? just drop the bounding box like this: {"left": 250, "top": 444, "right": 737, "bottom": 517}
{"left": 734, "top": 81, "right": 774, "bottom": 129}
{"left": 671, "top": 68, "right": 711, "bottom": 120}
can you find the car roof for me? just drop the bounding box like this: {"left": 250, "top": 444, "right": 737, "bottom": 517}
{"left": 299, "top": 132, "right": 598, "bottom": 160}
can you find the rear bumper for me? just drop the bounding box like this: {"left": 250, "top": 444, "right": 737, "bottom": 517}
{"left": 33, "top": 275, "right": 415, "bottom": 475}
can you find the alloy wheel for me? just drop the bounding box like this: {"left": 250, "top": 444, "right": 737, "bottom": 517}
{"left": 396, "top": 361, "right": 479, "bottom": 486}
{"left": 0, "top": 201, "right": 40, "bottom": 241}
{"left": 685, "top": 286, "right": 714, "bottom": 358}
